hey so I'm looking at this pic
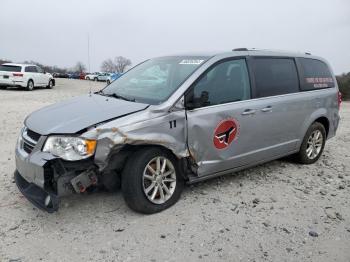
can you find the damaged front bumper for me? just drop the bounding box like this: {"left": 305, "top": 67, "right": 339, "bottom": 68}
{"left": 15, "top": 144, "right": 60, "bottom": 212}
{"left": 14, "top": 170, "right": 59, "bottom": 213}
{"left": 15, "top": 131, "right": 98, "bottom": 212}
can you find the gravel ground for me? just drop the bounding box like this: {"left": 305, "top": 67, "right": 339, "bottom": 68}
{"left": 0, "top": 79, "right": 349, "bottom": 262}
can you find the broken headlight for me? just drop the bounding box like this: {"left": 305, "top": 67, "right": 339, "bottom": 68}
{"left": 43, "top": 136, "right": 97, "bottom": 161}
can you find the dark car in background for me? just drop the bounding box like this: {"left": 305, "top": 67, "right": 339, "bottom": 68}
{"left": 53, "top": 73, "right": 69, "bottom": 78}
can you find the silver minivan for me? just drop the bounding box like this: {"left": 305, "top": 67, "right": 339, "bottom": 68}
{"left": 14, "top": 49, "right": 341, "bottom": 213}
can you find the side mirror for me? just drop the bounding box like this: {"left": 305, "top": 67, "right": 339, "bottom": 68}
{"left": 185, "top": 101, "right": 195, "bottom": 110}
{"left": 184, "top": 91, "right": 196, "bottom": 110}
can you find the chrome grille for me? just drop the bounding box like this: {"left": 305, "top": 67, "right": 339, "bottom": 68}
{"left": 21, "top": 128, "right": 40, "bottom": 154}
{"left": 23, "top": 141, "right": 35, "bottom": 154}
{"left": 26, "top": 129, "right": 41, "bottom": 141}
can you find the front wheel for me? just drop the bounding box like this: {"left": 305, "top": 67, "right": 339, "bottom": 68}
{"left": 295, "top": 122, "right": 326, "bottom": 164}
{"left": 94, "top": 78, "right": 98, "bottom": 82}
{"left": 122, "top": 148, "right": 184, "bottom": 214}
{"left": 46, "top": 80, "right": 54, "bottom": 89}
{"left": 106, "top": 80, "right": 111, "bottom": 85}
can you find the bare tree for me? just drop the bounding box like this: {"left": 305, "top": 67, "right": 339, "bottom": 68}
{"left": 75, "top": 62, "right": 86, "bottom": 73}
{"left": 114, "top": 56, "right": 131, "bottom": 73}
{"left": 101, "top": 56, "right": 132, "bottom": 73}
{"left": 101, "top": 58, "right": 117, "bottom": 72}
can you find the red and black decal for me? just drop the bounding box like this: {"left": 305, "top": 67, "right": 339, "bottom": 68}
{"left": 213, "top": 118, "right": 239, "bottom": 149}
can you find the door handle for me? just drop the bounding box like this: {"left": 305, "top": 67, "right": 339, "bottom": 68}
{"left": 261, "top": 106, "right": 272, "bottom": 112}
{"left": 241, "top": 109, "right": 256, "bottom": 115}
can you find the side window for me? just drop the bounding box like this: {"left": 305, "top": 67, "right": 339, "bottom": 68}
{"left": 252, "top": 58, "right": 299, "bottom": 98}
{"left": 27, "top": 66, "right": 37, "bottom": 73}
{"left": 25, "top": 66, "right": 34, "bottom": 72}
{"left": 299, "top": 58, "right": 334, "bottom": 90}
{"left": 186, "top": 59, "right": 251, "bottom": 109}
{"left": 36, "top": 66, "right": 43, "bottom": 73}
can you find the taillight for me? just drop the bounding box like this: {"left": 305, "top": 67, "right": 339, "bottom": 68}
{"left": 338, "top": 91, "right": 342, "bottom": 109}
{"left": 13, "top": 73, "right": 24, "bottom": 77}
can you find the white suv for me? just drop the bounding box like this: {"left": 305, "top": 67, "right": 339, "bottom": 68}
{"left": 0, "top": 63, "right": 55, "bottom": 91}
{"left": 85, "top": 72, "right": 110, "bottom": 82}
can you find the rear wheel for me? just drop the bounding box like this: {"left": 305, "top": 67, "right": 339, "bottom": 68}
{"left": 107, "top": 80, "right": 111, "bottom": 85}
{"left": 26, "top": 80, "right": 34, "bottom": 91}
{"left": 295, "top": 122, "right": 326, "bottom": 164}
{"left": 122, "top": 147, "right": 184, "bottom": 214}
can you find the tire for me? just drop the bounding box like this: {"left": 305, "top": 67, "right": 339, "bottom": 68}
{"left": 295, "top": 122, "right": 326, "bottom": 164}
{"left": 86, "top": 77, "right": 90, "bottom": 80}
{"left": 107, "top": 80, "right": 111, "bottom": 85}
{"left": 101, "top": 171, "right": 121, "bottom": 191}
{"left": 26, "top": 80, "right": 34, "bottom": 91}
{"left": 46, "top": 80, "right": 54, "bottom": 89}
{"left": 122, "top": 147, "right": 184, "bottom": 214}
{"left": 94, "top": 78, "right": 98, "bottom": 82}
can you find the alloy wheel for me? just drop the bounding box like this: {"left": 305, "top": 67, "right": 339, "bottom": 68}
{"left": 142, "top": 156, "right": 176, "bottom": 204}
{"left": 306, "top": 130, "right": 323, "bottom": 159}
{"left": 28, "top": 81, "right": 34, "bottom": 90}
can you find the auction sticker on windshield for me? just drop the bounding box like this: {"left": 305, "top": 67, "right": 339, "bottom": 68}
{"left": 179, "top": 59, "right": 204, "bottom": 65}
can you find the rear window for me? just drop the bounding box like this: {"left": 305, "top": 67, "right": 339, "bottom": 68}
{"left": 299, "top": 58, "right": 334, "bottom": 90}
{"left": 0, "top": 65, "right": 22, "bottom": 72}
{"left": 252, "top": 58, "right": 300, "bottom": 98}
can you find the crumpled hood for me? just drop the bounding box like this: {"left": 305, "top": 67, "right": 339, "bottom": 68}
{"left": 25, "top": 94, "right": 148, "bottom": 135}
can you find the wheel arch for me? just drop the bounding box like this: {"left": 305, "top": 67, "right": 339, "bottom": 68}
{"left": 101, "top": 144, "right": 189, "bottom": 179}
{"left": 314, "top": 116, "right": 330, "bottom": 137}
{"left": 299, "top": 108, "right": 328, "bottom": 138}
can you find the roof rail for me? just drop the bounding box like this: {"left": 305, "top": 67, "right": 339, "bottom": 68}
{"left": 232, "top": 48, "right": 248, "bottom": 51}
{"left": 305, "top": 52, "right": 312, "bottom": 55}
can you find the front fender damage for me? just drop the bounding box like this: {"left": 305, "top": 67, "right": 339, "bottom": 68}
{"left": 87, "top": 127, "right": 190, "bottom": 171}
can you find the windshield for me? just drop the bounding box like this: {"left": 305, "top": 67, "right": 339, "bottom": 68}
{"left": 102, "top": 56, "right": 209, "bottom": 104}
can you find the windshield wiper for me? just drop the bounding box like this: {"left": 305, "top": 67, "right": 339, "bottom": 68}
{"left": 106, "top": 92, "right": 136, "bottom": 102}
{"left": 96, "top": 90, "right": 136, "bottom": 102}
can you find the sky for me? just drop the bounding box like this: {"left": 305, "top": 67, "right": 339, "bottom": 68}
{"left": 0, "top": 0, "right": 349, "bottom": 74}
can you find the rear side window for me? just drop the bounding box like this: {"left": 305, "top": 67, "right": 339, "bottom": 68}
{"left": 25, "top": 66, "right": 37, "bottom": 73}
{"left": 0, "top": 65, "right": 22, "bottom": 72}
{"left": 36, "top": 66, "right": 43, "bottom": 73}
{"left": 299, "top": 58, "right": 334, "bottom": 90}
{"left": 252, "top": 58, "right": 299, "bottom": 98}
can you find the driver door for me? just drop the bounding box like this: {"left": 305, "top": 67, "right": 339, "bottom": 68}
{"left": 185, "top": 58, "right": 270, "bottom": 177}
